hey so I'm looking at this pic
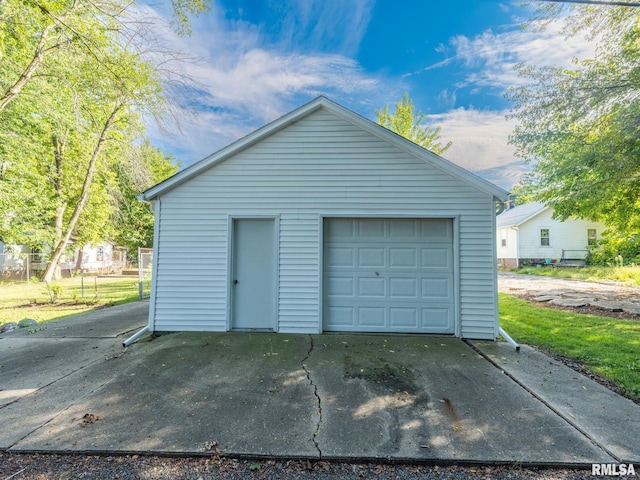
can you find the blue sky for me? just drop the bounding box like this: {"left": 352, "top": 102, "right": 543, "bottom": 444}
{"left": 143, "top": 0, "right": 596, "bottom": 190}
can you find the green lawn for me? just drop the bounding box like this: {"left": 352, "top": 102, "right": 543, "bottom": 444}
{"left": 499, "top": 292, "right": 640, "bottom": 401}
{"left": 513, "top": 265, "right": 640, "bottom": 286}
{"left": 0, "top": 276, "right": 149, "bottom": 325}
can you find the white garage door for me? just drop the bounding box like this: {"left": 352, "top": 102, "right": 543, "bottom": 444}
{"left": 323, "top": 218, "right": 455, "bottom": 334}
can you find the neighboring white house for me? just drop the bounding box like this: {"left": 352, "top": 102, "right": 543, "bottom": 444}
{"left": 141, "top": 97, "right": 508, "bottom": 340}
{"left": 0, "top": 240, "right": 126, "bottom": 279}
{"left": 496, "top": 202, "right": 606, "bottom": 269}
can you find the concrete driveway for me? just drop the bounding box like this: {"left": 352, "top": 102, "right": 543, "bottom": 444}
{"left": 1, "top": 302, "right": 638, "bottom": 465}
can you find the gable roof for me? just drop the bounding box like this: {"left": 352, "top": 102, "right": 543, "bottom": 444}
{"left": 496, "top": 201, "right": 550, "bottom": 228}
{"left": 142, "top": 96, "right": 508, "bottom": 201}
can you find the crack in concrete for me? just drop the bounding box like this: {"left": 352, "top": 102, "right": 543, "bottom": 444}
{"left": 301, "top": 334, "right": 322, "bottom": 458}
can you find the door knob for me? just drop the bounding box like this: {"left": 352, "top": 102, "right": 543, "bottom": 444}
{"left": 233, "top": 279, "right": 238, "bottom": 285}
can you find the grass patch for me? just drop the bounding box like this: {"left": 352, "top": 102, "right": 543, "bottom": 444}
{"left": 0, "top": 276, "right": 149, "bottom": 325}
{"left": 512, "top": 265, "right": 640, "bottom": 286}
{"left": 499, "top": 292, "right": 640, "bottom": 400}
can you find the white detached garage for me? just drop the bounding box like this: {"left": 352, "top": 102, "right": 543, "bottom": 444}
{"left": 141, "top": 97, "right": 508, "bottom": 340}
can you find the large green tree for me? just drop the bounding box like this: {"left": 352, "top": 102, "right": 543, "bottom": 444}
{"left": 0, "top": 0, "right": 210, "bottom": 112}
{"left": 376, "top": 93, "right": 452, "bottom": 155}
{"left": 111, "top": 141, "right": 179, "bottom": 255}
{"left": 507, "top": 5, "right": 640, "bottom": 244}
{"left": 0, "top": 0, "right": 197, "bottom": 280}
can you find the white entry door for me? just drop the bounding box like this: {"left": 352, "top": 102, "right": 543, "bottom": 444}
{"left": 231, "top": 218, "right": 276, "bottom": 330}
{"left": 323, "top": 218, "right": 455, "bottom": 334}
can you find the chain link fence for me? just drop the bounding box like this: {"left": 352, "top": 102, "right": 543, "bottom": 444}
{"left": 0, "top": 248, "right": 128, "bottom": 282}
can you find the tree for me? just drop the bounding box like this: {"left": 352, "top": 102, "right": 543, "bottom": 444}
{"left": 507, "top": 4, "right": 640, "bottom": 246}
{"left": 0, "top": 0, "right": 187, "bottom": 281}
{"left": 376, "top": 93, "right": 452, "bottom": 155}
{"left": 111, "top": 141, "right": 179, "bottom": 255}
{"left": 0, "top": 0, "right": 210, "bottom": 112}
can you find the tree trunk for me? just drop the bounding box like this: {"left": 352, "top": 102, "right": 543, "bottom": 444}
{"left": 42, "top": 100, "right": 123, "bottom": 282}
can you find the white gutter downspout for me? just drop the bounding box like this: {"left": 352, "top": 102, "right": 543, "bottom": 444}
{"left": 497, "top": 202, "right": 520, "bottom": 351}
{"left": 123, "top": 197, "right": 158, "bottom": 348}
{"left": 499, "top": 327, "right": 520, "bottom": 351}
{"left": 123, "top": 326, "right": 149, "bottom": 347}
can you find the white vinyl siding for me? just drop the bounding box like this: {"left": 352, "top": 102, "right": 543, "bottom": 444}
{"left": 516, "top": 209, "right": 605, "bottom": 262}
{"left": 151, "top": 109, "right": 499, "bottom": 339}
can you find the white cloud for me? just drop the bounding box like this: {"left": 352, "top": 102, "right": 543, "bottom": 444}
{"left": 138, "top": 1, "right": 388, "bottom": 164}
{"left": 271, "top": 0, "right": 375, "bottom": 56}
{"left": 445, "top": 19, "right": 597, "bottom": 90}
{"left": 426, "top": 108, "right": 527, "bottom": 190}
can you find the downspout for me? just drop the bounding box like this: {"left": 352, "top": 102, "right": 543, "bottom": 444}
{"left": 499, "top": 327, "right": 520, "bottom": 351}
{"left": 496, "top": 200, "right": 520, "bottom": 351}
{"left": 123, "top": 197, "right": 158, "bottom": 347}
{"left": 123, "top": 326, "right": 149, "bottom": 347}
{"left": 501, "top": 226, "right": 520, "bottom": 350}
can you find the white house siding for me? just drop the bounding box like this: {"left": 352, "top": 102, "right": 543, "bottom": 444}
{"left": 496, "top": 227, "right": 519, "bottom": 268}
{"left": 150, "top": 109, "right": 499, "bottom": 339}
{"left": 517, "top": 209, "right": 603, "bottom": 261}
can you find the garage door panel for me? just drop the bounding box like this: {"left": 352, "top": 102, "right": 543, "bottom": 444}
{"left": 358, "top": 248, "right": 385, "bottom": 267}
{"left": 389, "top": 248, "right": 418, "bottom": 267}
{"left": 327, "top": 276, "right": 354, "bottom": 297}
{"left": 359, "top": 307, "right": 385, "bottom": 327}
{"left": 326, "top": 247, "right": 355, "bottom": 267}
{"left": 324, "top": 218, "right": 455, "bottom": 334}
{"left": 421, "top": 277, "right": 453, "bottom": 299}
{"left": 389, "top": 277, "right": 418, "bottom": 298}
{"left": 389, "top": 219, "right": 418, "bottom": 238}
{"left": 420, "top": 218, "right": 452, "bottom": 241}
{"left": 326, "top": 218, "right": 356, "bottom": 238}
{"left": 390, "top": 308, "right": 418, "bottom": 328}
{"left": 358, "top": 277, "right": 385, "bottom": 297}
{"left": 421, "top": 247, "right": 452, "bottom": 269}
{"left": 358, "top": 219, "right": 385, "bottom": 237}
{"left": 327, "top": 306, "right": 354, "bottom": 327}
{"left": 422, "top": 307, "right": 454, "bottom": 332}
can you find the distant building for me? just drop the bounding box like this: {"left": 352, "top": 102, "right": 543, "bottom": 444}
{"left": 496, "top": 202, "right": 606, "bottom": 269}
{"left": 0, "top": 240, "right": 126, "bottom": 280}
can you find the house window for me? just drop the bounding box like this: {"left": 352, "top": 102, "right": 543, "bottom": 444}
{"left": 587, "top": 228, "right": 597, "bottom": 246}
{"left": 540, "top": 229, "right": 550, "bottom": 247}
{"left": 500, "top": 230, "right": 507, "bottom": 248}
{"left": 96, "top": 246, "right": 104, "bottom": 262}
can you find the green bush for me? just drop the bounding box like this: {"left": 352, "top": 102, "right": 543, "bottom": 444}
{"left": 50, "top": 284, "right": 63, "bottom": 302}
{"left": 587, "top": 234, "right": 640, "bottom": 266}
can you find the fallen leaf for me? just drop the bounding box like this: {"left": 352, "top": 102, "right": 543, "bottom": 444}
{"left": 81, "top": 413, "right": 103, "bottom": 427}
